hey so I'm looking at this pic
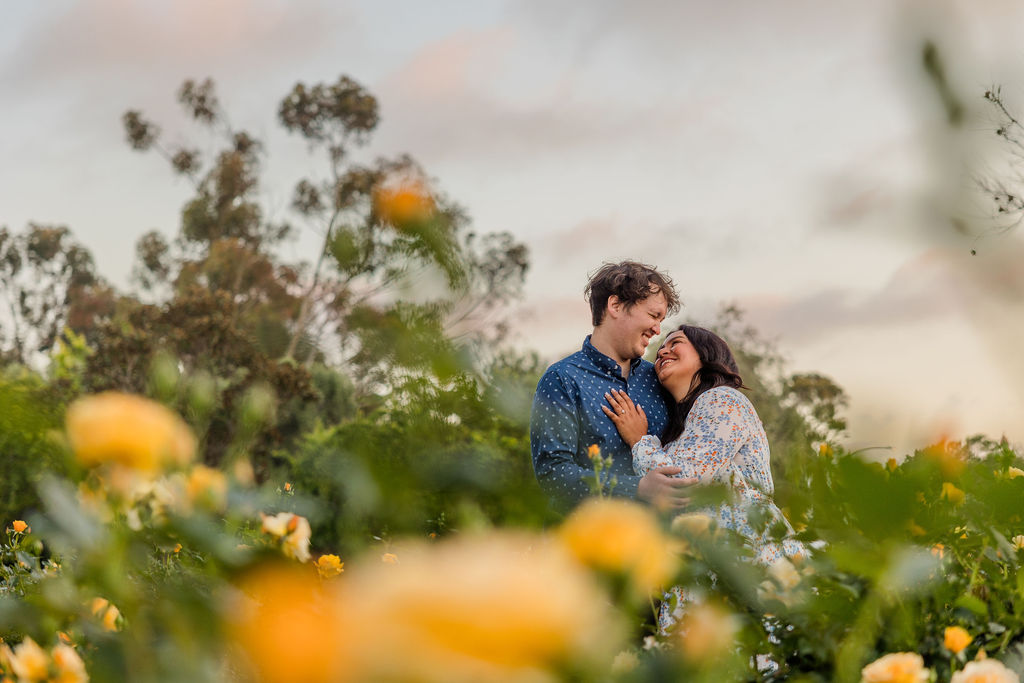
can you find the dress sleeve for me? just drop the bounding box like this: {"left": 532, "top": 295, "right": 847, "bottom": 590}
{"left": 631, "top": 389, "right": 748, "bottom": 483}
{"left": 531, "top": 370, "right": 637, "bottom": 508}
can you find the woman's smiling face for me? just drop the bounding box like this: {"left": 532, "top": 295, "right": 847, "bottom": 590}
{"left": 655, "top": 331, "right": 702, "bottom": 400}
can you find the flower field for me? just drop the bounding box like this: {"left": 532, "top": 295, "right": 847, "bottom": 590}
{"left": 1, "top": 385, "right": 1023, "bottom": 683}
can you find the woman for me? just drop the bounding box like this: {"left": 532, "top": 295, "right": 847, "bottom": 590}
{"left": 602, "top": 324, "right": 804, "bottom": 631}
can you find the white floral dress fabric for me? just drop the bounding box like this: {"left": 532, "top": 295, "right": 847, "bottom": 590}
{"left": 631, "top": 386, "right": 805, "bottom": 631}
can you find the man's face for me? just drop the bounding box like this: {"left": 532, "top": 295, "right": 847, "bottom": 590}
{"left": 606, "top": 291, "right": 668, "bottom": 361}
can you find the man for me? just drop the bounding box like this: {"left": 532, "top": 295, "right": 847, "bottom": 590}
{"left": 531, "top": 261, "right": 695, "bottom": 512}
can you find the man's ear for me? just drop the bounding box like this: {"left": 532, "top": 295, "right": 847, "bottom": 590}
{"left": 606, "top": 295, "right": 623, "bottom": 320}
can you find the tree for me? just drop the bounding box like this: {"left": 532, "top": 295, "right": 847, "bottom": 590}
{"left": 0, "top": 224, "right": 116, "bottom": 366}
{"left": 123, "top": 76, "right": 529, "bottom": 383}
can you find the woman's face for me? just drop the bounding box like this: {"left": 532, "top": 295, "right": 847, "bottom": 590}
{"left": 654, "top": 331, "right": 702, "bottom": 400}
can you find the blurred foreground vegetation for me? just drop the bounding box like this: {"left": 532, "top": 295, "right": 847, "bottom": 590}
{"left": 1, "top": 73, "right": 1023, "bottom": 682}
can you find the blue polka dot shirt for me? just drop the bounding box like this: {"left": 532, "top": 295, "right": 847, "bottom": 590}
{"left": 530, "top": 335, "right": 670, "bottom": 510}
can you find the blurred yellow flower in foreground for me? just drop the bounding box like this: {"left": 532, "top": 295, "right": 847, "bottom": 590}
{"left": 1, "top": 636, "right": 48, "bottom": 681}
{"left": 677, "top": 602, "right": 739, "bottom": 663}
{"left": 342, "top": 534, "right": 623, "bottom": 683}
{"left": 66, "top": 392, "right": 195, "bottom": 472}
{"left": 260, "top": 512, "right": 311, "bottom": 563}
{"left": 942, "top": 482, "right": 966, "bottom": 506}
{"left": 373, "top": 179, "right": 435, "bottom": 227}
{"left": 951, "top": 658, "right": 1019, "bottom": 683}
{"left": 90, "top": 598, "right": 122, "bottom": 632}
{"left": 924, "top": 437, "right": 966, "bottom": 479}
{"left": 1008, "top": 467, "right": 1024, "bottom": 479}
{"left": 559, "top": 498, "right": 675, "bottom": 596}
{"left": 186, "top": 465, "right": 228, "bottom": 511}
{"left": 10, "top": 520, "right": 28, "bottom": 534}
{"left": 51, "top": 643, "right": 88, "bottom": 683}
{"left": 944, "top": 626, "right": 972, "bottom": 654}
{"left": 315, "top": 554, "right": 344, "bottom": 579}
{"left": 227, "top": 563, "right": 348, "bottom": 683}
{"left": 1013, "top": 535, "right": 1024, "bottom": 550}
{"left": 860, "top": 652, "right": 928, "bottom": 683}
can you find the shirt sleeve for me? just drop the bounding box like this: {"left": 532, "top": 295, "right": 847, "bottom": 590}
{"left": 530, "top": 370, "right": 641, "bottom": 508}
{"left": 631, "top": 388, "right": 747, "bottom": 483}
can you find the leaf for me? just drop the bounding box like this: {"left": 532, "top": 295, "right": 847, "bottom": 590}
{"left": 954, "top": 593, "right": 989, "bottom": 617}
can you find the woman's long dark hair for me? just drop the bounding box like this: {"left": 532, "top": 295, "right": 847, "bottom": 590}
{"left": 660, "top": 324, "right": 747, "bottom": 443}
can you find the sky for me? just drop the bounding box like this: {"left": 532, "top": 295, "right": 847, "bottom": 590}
{"left": 3, "top": 0, "right": 1024, "bottom": 456}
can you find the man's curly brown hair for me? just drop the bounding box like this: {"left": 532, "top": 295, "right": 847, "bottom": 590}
{"left": 584, "top": 261, "right": 680, "bottom": 326}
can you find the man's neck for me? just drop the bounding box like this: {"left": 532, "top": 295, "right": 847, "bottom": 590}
{"left": 590, "top": 329, "right": 631, "bottom": 379}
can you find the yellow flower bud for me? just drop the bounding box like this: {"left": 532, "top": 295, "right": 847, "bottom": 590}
{"left": 944, "top": 626, "right": 971, "bottom": 654}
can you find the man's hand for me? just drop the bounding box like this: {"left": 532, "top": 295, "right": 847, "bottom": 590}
{"left": 636, "top": 466, "right": 696, "bottom": 510}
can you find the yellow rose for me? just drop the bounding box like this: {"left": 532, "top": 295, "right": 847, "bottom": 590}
{"left": 227, "top": 563, "right": 350, "bottom": 683}
{"left": 611, "top": 651, "right": 639, "bottom": 674}
{"left": 860, "top": 652, "right": 929, "bottom": 683}
{"left": 186, "top": 465, "right": 228, "bottom": 510}
{"left": 950, "top": 659, "right": 1019, "bottom": 683}
{"left": 10, "top": 520, "right": 28, "bottom": 534}
{"left": 942, "top": 482, "right": 965, "bottom": 506}
{"left": 341, "top": 533, "right": 623, "bottom": 683}
{"left": 944, "top": 626, "right": 971, "bottom": 654}
{"left": 260, "top": 512, "right": 311, "bottom": 563}
{"left": 3, "top": 637, "right": 49, "bottom": 681}
{"left": 373, "top": 180, "right": 435, "bottom": 228}
{"left": 315, "top": 554, "right": 344, "bottom": 579}
{"left": 66, "top": 392, "right": 196, "bottom": 472}
{"left": 51, "top": 643, "right": 88, "bottom": 683}
{"left": 90, "top": 597, "right": 122, "bottom": 632}
{"left": 678, "top": 602, "right": 739, "bottom": 663}
{"left": 559, "top": 498, "right": 675, "bottom": 596}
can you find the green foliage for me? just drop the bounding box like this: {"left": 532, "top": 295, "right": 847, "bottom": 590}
{"left": 282, "top": 366, "right": 553, "bottom": 555}
{"left": 0, "top": 374, "right": 69, "bottom": 520}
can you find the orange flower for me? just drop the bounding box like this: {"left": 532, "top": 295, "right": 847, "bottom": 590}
{"left": 944, "top": 626, "right": 971, "bottom": 654}
{"left": 11, "top": 520, "right": 28, "bottom": 534}
{"left": 818, "top": 443, "right": 833, "bottom": 458}
{"left": 587, "top": 444, "right": 601, "bottom": 461}
{"left": 227, "top": 563, "right": 349, "bottom": 683}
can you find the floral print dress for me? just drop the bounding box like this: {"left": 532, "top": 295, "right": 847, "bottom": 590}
{"left": 631, "top": 386, "right": 805, "bottom": 631}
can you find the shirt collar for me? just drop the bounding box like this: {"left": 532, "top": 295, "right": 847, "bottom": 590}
{"left": 582, "top": 335, "right": 643, "bottom": 375}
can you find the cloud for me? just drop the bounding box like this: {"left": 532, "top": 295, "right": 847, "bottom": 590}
{"left": 1, "top": 1, "right": 349, "bottom": 94}
{"left": 736, "top": 248, "right": 966, "bottom": 342}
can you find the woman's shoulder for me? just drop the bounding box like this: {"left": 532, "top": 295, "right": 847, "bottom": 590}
{"left": 695, "top": 386, "right": 757, "bottom": 414}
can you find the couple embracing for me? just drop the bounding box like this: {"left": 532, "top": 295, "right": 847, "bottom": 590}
{"left": 530, "top": 261, "right": 804, "bottom": 632}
